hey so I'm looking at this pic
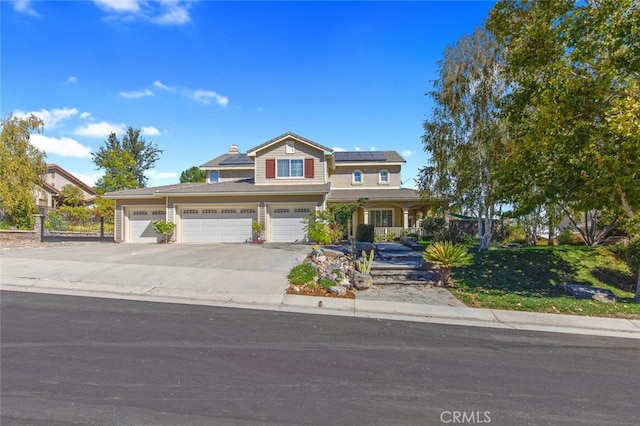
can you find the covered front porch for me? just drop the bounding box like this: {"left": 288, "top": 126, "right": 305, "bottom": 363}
{"left": 353, "top": 203, "right": 429, "bottom": 239}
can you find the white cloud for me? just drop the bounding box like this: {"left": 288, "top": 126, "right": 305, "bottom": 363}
{"left": 401, "top": 150, "right": 413, "bottom": 158}
{"left": 92, "top": 0, "right": 191, "bottom": 26}
{"left": 15, "top": 107, "right": 79, "bottom": 129}
{"left": 333, "top": 147, "right": 346, "bottom": 152}
{"left": 13, "top": 0, "right": 38, "bottom": 16}
{"left": 152, "top": 1, "right": 190, "bottom": 25}
{"left": 141, "top": 126, "right": 161, "bottom": 136}
{"left": 153, "top": 80, "right": 173, "bottom": 91}
{"left": 119, "top": 88, "right": 154, "bottom": 99}
{"left": 370, "top": 146, "right": 376, "bottom": 151}
{"left": 80, "top": 112, "right": 92, "bottom": 119}
{"left": 30, "top": 134, "right": 92, "bottom": 158}
{"left": 74, "top": 121, "right": 126, "bottom": 137}
{"left": 354, "top": 146, "right": 361, "bottom": 151}
{"left": 65, "top": 76, "right": 78, "bottom": 85}
{"left": 192, "top": 90, "right": 229, "bottom": 107}
{"left": 93, "top": 0, "right": 141, "bottom": 13}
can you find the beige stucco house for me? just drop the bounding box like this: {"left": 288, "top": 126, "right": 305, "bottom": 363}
{"left": 105, "top": 132, "right": 430, "bottom": 243}
{"left": 36, "top": 164, "right": 97, "bottom": 212}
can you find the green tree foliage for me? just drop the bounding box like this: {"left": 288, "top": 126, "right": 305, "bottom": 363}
{"left": 487, "top": 0, "right": 640, "bottom": 239}
{"left": 418, "top": 28, "right": 507, "bottom": 250}
{"left": 92, "top": 127, "right": 162, "bottom": 193}
{"left": 179, "top": 166, "right": 206, "bottom": 183}
{"left": 59, "top": 184, "right": 85, "bottom": 207}
{"left": 0, "top": 114, "right": 47, "bottom": 228}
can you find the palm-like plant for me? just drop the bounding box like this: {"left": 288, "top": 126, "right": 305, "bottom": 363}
{"left": 422, "top": 241, "right": 473, "bottom": 286}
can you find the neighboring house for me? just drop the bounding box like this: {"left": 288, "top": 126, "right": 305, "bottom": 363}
{"left": 105, "top": 132, "right": 430, "bottom": 243}
{"left": 36, "top": 164, "right": 98, "bottom": 211}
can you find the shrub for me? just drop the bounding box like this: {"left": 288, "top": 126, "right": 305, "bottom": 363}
{"left": 304, "top": 211, "right": 341, "bottom": 245}
{"left": 356, "top": 224, "right": 374, "bottom": 242}
{"left": 558, "top": 229, "right": 581, "bottom": 245}
{"left": 421, "top": 216, "right": 447, "bottom": 238}
{"left": 287, "top": 263, "right": 317, "bottom": 286}
{"left": 422, "top": 241, "right": 473, "bottom": 286}
{"left": 152, "top": 220, "right": 176, "bottom": 243}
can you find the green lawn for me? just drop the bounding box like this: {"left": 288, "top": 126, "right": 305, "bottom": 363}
{"left": 449, "top": 245, "right": 640, "bottom": 318}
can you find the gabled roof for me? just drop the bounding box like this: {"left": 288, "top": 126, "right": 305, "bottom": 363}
{"left": 47, "top": 164, "right": 97, "bottom": 196}
{"left": 334, "top": 151, "right": 405, "bottom": 164}
{"left": 104, "top": 179, "right": 331, "bottom": 198}
{"left": 246, "top": 132, "right": 333, "bottom": 156}
{"left": 200, "top": 153, "right": 254, "bottom": 169}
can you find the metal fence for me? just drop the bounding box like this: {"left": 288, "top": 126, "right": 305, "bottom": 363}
{"left": 42, "top": 209, "right": 114, "bottom": 242}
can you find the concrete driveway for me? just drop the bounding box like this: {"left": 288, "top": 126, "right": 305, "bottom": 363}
{"left": 0, "top": 242, "right": 310, "bottom": 303}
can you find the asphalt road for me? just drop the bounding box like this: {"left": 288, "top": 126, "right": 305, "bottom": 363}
{"left": 2, "top": 291, "right": 639, "bottom": 426}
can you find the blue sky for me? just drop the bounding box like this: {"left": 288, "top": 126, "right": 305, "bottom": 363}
{"left": 2, "top": 0, "right": 495, "bottom": 188}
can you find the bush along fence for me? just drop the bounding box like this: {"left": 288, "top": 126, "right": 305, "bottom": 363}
{"left": 42, "top": 208, "right": 114, "bottom": 242}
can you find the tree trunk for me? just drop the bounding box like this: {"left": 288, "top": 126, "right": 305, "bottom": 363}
{"left": 634, "top": 265, "right": 640, "bottom": 303}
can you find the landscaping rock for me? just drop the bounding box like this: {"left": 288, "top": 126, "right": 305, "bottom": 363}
{"left": 351, "top": 271, "right": 373, "bottom": 290}
{"left": 560, "top": 284, "right": 618, "bottom": 303}
{"left": 329, "top": 285, "right": 347, "bottom": 296}
{"left": 323, "top": 248, "right": 345, "bottom": 259}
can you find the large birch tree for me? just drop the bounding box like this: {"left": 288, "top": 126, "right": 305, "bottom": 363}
{"left": 419, "top": 28, "right": 507, "bottom": 250}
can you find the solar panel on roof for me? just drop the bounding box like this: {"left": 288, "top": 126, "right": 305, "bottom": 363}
{"left": 219, "top": 155, "right": 254, "bottom": 165}
{"left": 335, "top": 151, "right": 386, "bottom": 162}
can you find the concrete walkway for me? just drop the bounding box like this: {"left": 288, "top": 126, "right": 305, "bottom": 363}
{"left": 1, "top": 242, "right": 639, "bottom": 339}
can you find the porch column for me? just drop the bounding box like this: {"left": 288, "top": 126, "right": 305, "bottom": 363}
{"left": 363, "top": 208, "right": 369, "bottom": 225}
{"left": 403, "top": 208, "right": 409, "bottom": 229}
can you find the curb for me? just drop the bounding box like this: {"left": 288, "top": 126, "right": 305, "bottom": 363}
{"left": 2, "top": 280, "right": 639, "bottom": 340}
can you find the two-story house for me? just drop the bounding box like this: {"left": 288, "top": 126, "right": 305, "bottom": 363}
{"left": 36, "top": 164, "right": 98, "bottom": 212}
{"left": 105, "top": 132, "right": 429, "bottom": 243}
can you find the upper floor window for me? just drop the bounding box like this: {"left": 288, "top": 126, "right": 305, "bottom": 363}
{"left": 352, "top": 170, "right": 363, "bottom": 184}
{"left": 285, "top": 141, "right": 296, "bottom": 154}
{"left": 277, "top": 159, "right": 304, "bottom": 177}
{"left": 379, "top": 169, "right": 389, "bottom": 184}
{"left": 209, "top": 171, "right": 219, "bottom": 183}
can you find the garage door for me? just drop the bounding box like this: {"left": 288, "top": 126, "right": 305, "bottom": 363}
{"left": 129, "top": 209, "right": 165, "bottom": 243}
{"left": 181, "top": 207, "right": 255, "bottom": 243}
{"left": 270, "top": 207, "right": 311, "bottom": 242}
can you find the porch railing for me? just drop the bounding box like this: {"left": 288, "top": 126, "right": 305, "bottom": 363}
{"left": 374, "top": 227, "right": 425, "bottom": 239}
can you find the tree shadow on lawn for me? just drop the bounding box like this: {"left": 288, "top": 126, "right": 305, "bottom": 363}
{"left": 591, "top": 267, "right": 636, "bottom": 293}
{"left": 455, "top": 247, "right": 589, "bottom": 298}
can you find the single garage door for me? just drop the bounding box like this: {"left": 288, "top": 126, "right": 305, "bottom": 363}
{"left": 129, "top": 209, "right": 165, "bottom": 243}
{"left": 181, "top": 207, "right": 255, "bottom": 243}
{"left": 270, "top": 207, "right": 311, "bottom": 242}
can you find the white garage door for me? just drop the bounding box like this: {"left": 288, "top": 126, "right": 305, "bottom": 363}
{"left": 129, "top": 209, "right": 165, "bottom": 243}
{"left": 270, "top": 207, "right": 311, "bottom": 242}
{"left": 181, "top": 207, "right": 255, "bottom": 243}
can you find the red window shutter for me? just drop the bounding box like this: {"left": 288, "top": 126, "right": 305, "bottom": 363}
{"left": 266, "top": 159, "right": 276, "bottom": 179}
{"left": 304, "top": 158, "right": 314, "bottom": 178}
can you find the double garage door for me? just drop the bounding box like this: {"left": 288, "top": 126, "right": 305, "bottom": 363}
{"left": 270, "top": 207, "right": 311, "bottom": 243}
{"left": 180, "top": 207, "right": 255, "bottom": 243}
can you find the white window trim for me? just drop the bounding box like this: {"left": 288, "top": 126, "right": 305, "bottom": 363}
{"left": 378, "top": 169, "right": 390, "bottom": 184}
{"left": 285, "top": 141, "right": 296, "bottom": 154}
{"left": 208, "top": 170, "right": 219, "bottom": 183}
{"left": 276, "top": 158, "right": 305, "bottom": 179}
{"left": 352, "top": 169, "right": 363, "bottom": 185}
